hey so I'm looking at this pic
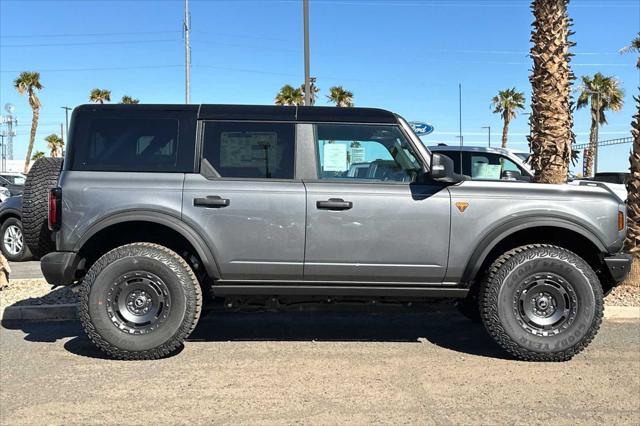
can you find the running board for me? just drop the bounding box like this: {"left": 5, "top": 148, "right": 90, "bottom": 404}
{"left": 211, "top": 285, "right": 469, "bottom": 298}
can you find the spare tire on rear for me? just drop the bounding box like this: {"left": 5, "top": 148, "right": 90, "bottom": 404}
{"left": 22, "top": 157, "right": 63, "bottom": 258}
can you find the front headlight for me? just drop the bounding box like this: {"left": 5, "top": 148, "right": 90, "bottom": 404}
{"left": 0, "top": 189, "right": 10, "bottom": 198}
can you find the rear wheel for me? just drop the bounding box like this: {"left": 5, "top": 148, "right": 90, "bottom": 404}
{"left": 479, "top": 244, "right": 603, "bottom": 362}
{"left": 22, "top": 157, "right": 63, "bottom": 258}
{"left": 79, "top": 243, "right": 202, "bottom": 360}
{"left": 1, "top": 217, "right": 32, "bottom": 262}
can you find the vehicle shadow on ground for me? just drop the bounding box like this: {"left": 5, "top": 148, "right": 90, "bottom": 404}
{"left": 2, "top": 304, "right": 512, "bottom": 361}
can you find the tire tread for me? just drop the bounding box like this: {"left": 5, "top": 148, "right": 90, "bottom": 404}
{"left": 78, "top": 242, "right": 203, "bottom": 360}
{"left": 479, "top": 244, "right": 604, "bottom": 362}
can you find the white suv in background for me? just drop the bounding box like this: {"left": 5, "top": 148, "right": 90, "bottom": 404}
{"left": 429, "top": 144, "right": 627, "bottom": 201}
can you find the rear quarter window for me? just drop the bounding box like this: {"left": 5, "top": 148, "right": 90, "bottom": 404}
{"left": 68, "top": 110, "right": 196, "bottom": 172}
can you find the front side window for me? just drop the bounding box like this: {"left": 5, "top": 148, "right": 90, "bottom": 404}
{"left": 315, "top": 124, "right": 421, "bottom": 183}
{"left": 202, "top": 122, "right": 295, "bottom": 179}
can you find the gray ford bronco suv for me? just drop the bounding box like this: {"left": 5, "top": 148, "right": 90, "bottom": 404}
{"left": 32, "top": 104, "right": 631, "bottom": 360}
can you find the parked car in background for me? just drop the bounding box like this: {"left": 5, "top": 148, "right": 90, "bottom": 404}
{"left": 0, "top": 175, "right": 25, "bottom": 196}
{"left": 592, "top": 172, "right": 629, "bottom": 185}
{"left": 0, "top": 186, "right": 11, "bottom": 203}
{"left": 430, "top": 145, "right": 628, "bottom": 201}
{"left": 0, "top": 172, "right": 26, "bottom": 186}
{"left": 0, "top": 195, "right": 31, "bottom": 261}
{"left": 429, "top": 145, "right": 532, "bottom": 182}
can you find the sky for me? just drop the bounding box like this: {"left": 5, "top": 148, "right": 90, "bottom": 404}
{"left": 0, "top": 0, "right": 638, "bottom": 173}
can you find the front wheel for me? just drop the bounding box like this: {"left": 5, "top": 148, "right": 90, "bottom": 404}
{"left": 479, "top": 244, "right": 603, "bottom": 362}
{"left": 79, "top": 243, "right": 202, "bottom": 360}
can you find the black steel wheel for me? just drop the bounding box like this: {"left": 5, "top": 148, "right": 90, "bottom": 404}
{"left": 79, "top": 243, "right": 202, "bottom": 360}
{"left": 106, "top": 271, "right": 173, "bottom": 335}
{"left": 513, "top": 273, "right": 578, "bottom": 337}
{"left": 480, "top": 244, "right": 603, "bottom": 362}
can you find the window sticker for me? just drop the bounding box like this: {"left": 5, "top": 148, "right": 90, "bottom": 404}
{"left": 472, "top": 162, "right": 501, "bottom": 179}
{"left": 350, "top": 147, "right": 366, "bottom": 164}
{"left": 323, "top": 143, "right": 348, "bottom": 172}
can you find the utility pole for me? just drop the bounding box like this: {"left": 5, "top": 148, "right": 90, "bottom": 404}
{"left": 303, "top": 0, "right": 311, "bottom": 106}
{"left": 61, "top": 106, "right": 71, "bottom": 140}
{"left": 481, "top": 126, "right": 491, "bottom": 147}
{"left": 184, "top": 0, "right": 191, "bottom": 104}
{"left": 458, "top": 83, "right": 463, "bottom": 173}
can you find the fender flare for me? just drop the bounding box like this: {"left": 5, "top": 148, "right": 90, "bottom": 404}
{"left": 74, "top": 210, "right": 221, "bottom": 279}
{"left": 461, "top": 216, "right": 608, "bottom": 282}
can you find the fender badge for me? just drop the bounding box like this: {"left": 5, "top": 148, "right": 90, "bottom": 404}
{"left": 455, "top": 202, "right": 469, "bottom": 213}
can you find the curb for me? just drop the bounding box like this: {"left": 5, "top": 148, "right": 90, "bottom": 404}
{"left": 604, "top": 306, "right": 640, "bottom": 320}
{"left": 1, "top": 303, "right": 639, "bottom": 322}
{"left": 1, "top": 303, "right": 77, "bottom": 321}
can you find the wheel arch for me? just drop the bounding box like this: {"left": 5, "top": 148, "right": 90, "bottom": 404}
{"left": 75, "top": 211, "right": 221, "bottom": 280}
{"left": 462, "top": 217, "right": 608, "bottom": 285}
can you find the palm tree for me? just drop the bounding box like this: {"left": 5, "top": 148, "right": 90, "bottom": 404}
{"left": 120, "top": 95, "right": 139, "bottom": 104}
{"left": 89, "top": 88, "right": 111, "bottom": 104}
{"left": 44, "top": 133, "right": 64, "bottom": 157}
{"left": 327, "top": 86, "right": 354, "bottom": 107}
{"left": 31, "top": 151, "right": 45, "bottom": 161}
{"left": 274, "top": 85, "right": 304, "bottom": 106}
{"left": 577, "top": 73, "right": 624, "bottom": 177}
{"left": 491, "top": 88, "right": 526, "bottom": 148}
{"left": 626, "top": 95, "right": 639, "bottom": 256}
{"left": 620, "top": 32, "right": 640, "bottom": 69}
{"left": 527, "top": 0, "right": 575, "bottom": 184}
{"left": 13, "top": 72, "right": 43, "bottom": 173}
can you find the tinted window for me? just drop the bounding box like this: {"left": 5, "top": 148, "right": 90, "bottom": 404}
{"left": 315, "top": 124, "right": 421, "bottom": 183}
{"left": 202, "top": 122, "right": 295, "bottom": 179}
{"left": 69, "top": 110, "right": 197, "bottom": 172}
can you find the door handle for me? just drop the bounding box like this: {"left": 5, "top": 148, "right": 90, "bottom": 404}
{"left": 194, "top": 196, "right": 230, "bottom": 208}
{"left": 316, "top": 198, "right": 353, "bottom": 211}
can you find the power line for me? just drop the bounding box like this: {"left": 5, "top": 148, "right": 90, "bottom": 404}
{"left": 0, "top": 30, "right": 181, "bottom": 39}
{"left": 1, "top": 39, "right": 180, "bottom": 48}
{"left": 0, "top": 64, "right": 183, "bottom": 73}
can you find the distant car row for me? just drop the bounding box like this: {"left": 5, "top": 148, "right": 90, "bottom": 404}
{"left": 0, "top": 172, "right": 28, "bottom": 261}
{"left": 0, "top": 172, "right": 26, "bottom": 203}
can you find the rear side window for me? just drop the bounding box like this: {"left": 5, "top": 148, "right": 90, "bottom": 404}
{"left": 69, "top": 111, "right": 197, "bottom": 172}
{"left": 202, "top": 122, "right": 295, "bottom": 179}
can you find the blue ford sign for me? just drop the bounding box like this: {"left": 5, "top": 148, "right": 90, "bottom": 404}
{"left": 409, "top": 121, "right": 434, "bottom": 136}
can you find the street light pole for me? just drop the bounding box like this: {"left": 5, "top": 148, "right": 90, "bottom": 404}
{"left": 481, "top": 126, "right": 491, "bottom": 147}
{"left": 184, "top": 0, "right": 191, "bottom": 104}
{"left": 303, "top": 0, "right": 311, "bottom": 106}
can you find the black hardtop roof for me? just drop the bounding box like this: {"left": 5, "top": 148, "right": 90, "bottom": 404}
{"left": 74, "top": 104, "right": 398, "bottom": 124}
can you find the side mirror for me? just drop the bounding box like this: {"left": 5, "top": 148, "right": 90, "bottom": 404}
{"left": 430, "top": 152, "right": 462, "bottom": 183}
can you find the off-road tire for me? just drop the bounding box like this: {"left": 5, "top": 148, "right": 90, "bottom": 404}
{"left": 22, "top": 157, "right": 63, "bottom": 258}
{"left": 0, "top": 217, "right": 32, "bottom": 262}
{"left": 79, "top": 243, "right": 202, "bottom": 360}
{"left": 479, "top": 244, "right": 603, "bottom": 362}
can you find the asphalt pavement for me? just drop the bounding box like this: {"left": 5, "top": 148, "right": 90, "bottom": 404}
{"left": 1, "top": 309, "right": 639, "bottom": 425}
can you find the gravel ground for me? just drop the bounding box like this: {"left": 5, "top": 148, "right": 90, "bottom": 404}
{"left": 1, "top": 279, "right": 79, "bottom": 308}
